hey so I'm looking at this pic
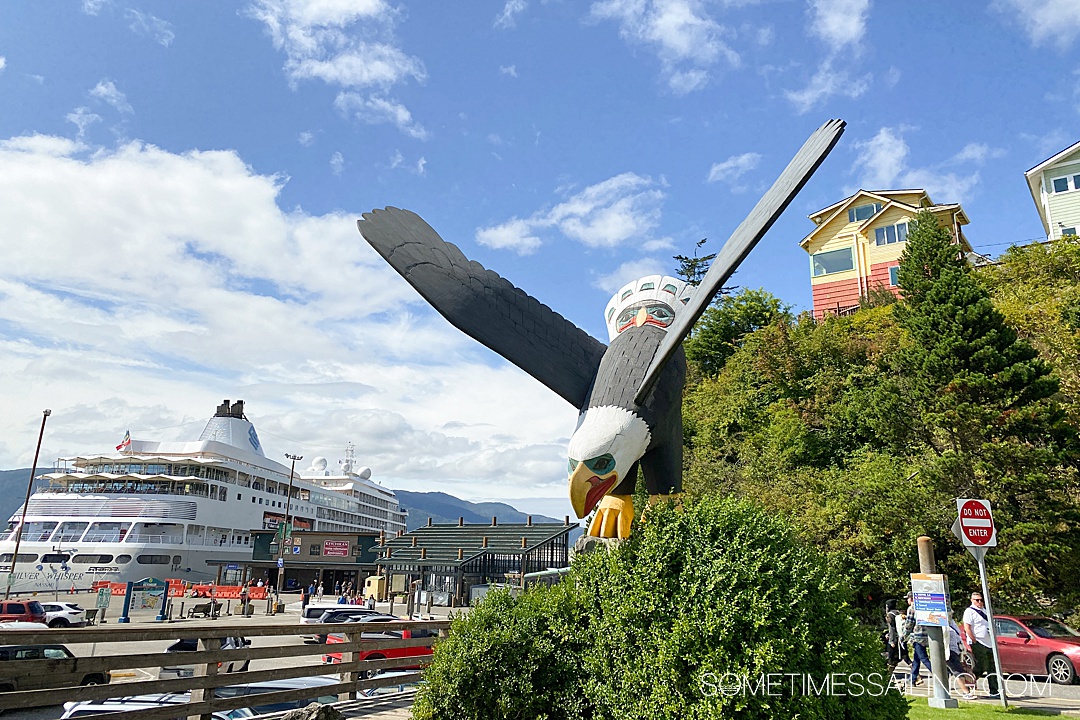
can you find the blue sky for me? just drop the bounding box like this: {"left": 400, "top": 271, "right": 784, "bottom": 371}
{"left": 0, "top": 0, "right": 1077, "bottom": 520}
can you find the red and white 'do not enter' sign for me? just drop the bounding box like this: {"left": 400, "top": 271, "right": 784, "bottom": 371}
{"left": 956, "top": 498, "right": 997, "bottom": 547}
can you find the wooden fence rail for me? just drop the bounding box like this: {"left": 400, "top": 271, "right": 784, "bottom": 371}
{"left": 0, "top": 619, "right": 449, "bottom": 720}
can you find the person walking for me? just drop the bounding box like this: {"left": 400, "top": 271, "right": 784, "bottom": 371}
{"left": 947, "top": 617, "right": 976, "bottom": 700}
{"left": 316, "top": 582, "right": 324, "bottom": 601}
{"left": 908, "top": 616, "right": 932, "bottom": 686}
{"left": 884, "top": 599, "right": 902, "bottom": 669}
{"left": 963, "top": 592, "right": 999, "bottom": 698}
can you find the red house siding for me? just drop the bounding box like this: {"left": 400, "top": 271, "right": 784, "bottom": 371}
{"left": 868, "top": 261, "right": 900, "bottom": 296}
{"left": 811, "top": 276, "right": 860, "bottom": 319}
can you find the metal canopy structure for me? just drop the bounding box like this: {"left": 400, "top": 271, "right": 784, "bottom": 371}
{"left": 375, "top": 518, "right": 574, "bottom": 606}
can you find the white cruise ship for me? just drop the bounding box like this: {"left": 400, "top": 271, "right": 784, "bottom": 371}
{"left": 0, "top": 400, "right": 408, "bottom": 592}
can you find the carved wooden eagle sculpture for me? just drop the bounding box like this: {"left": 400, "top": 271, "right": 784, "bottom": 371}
{"left": 358, "top": 119, "right": 845, "bottom": 538}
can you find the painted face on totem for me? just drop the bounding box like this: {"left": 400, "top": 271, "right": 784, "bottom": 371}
{"left": 613, "top": 300, "right": 676, "bottom": 335}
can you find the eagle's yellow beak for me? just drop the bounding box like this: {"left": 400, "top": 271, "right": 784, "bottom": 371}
{"left": 569, "top": 461, "right": 618, "bottom": 519}
{"left": 633, "top": 306, "right": 648, "bottom": 327}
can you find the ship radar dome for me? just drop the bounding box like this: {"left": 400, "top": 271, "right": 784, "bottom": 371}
{"left": 309, "top": 457, "right": 328, "bottom": 474}
{"left": 356, "top": 466, "right": 372, "bottom": 480}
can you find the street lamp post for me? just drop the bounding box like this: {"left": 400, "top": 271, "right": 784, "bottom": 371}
{"left": 278, "top": 453, "right": 302, "bottom": 604}
{"left": 5, "top": 409, "right": 51, "bottom": 601}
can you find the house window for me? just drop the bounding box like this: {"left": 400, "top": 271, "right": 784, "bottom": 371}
{"left": 848, "top": 202, "right": 882, "bottom": 222}
{"left": 811, "top": 247, "right": 855, "bottom": 276}
{"left": 888, "top": 266, "right": 900, "bottom": 286}
{"left": 1050, "top": 175, "right": 1080, "bottom": 194}
{"left": 874, "top": 222, "right": 909, "bottom": 246}
{"left": 1062, "top": 227, "right": 1077, "bottom": 237}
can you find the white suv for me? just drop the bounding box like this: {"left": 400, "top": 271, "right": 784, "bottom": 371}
{"left": 62, "top": 693, "right": 253, "bottom": 719}
{"left": 40, "top": 602, "right": 87, "bottom": 628}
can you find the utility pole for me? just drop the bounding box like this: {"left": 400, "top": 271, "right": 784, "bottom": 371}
{"left": 5, "top": 409, "right": 51, "bottom": 600}
{"left": 917, "top": 536, "right": 957, "bottom": 709}
{"left": 277, "top": 453, "right": 302, "bottom": 607}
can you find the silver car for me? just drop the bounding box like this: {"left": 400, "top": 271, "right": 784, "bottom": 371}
{"left": 158, "top": 637, "right": 250, "bottom": 679}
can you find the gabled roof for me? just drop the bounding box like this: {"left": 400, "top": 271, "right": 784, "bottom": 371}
{"left": 1024, "top": 139, "right": 1080, "bottom": 235}
{"left": 807, "top": 189, "right": 931, "bottom": 223}
{"left": 801, "top": 189, "right": 933, "bottom": 249}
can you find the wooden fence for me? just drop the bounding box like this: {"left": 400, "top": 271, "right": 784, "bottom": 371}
{"left": 0, "top": 619, "right": 449, "bottom": 720}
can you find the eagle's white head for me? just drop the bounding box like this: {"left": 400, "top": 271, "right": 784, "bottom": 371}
{"left": 567, "top": 405, "right": 651, "bottom": 518}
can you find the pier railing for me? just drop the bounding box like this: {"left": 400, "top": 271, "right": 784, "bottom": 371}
{"left": 0, "top": 618, "right": 448, "bottom": 720}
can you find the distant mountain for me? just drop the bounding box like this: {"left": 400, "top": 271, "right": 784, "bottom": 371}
{"left": 393, "top": 490, "right": 562, "bottom": 529}
{"left": 0, "top": 468, "right": 36, "bottom": 521}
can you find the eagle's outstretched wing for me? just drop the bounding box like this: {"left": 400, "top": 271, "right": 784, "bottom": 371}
{"left": 358, "top": 207, "right": 607, "bottom": 409}
{"left": 635, "top": 118, "right": 847, "bottom": 404}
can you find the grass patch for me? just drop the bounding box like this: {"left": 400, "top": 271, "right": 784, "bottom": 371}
{"left": 907, "top": 699, "right": 1055, "bottom": 718}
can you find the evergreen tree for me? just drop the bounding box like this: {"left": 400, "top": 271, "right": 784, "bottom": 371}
{"left": 672, "top": 238, "right": 715, "bottom": 286}
{"left": 883, "top": 211, "right": 1080, "bottom": 608}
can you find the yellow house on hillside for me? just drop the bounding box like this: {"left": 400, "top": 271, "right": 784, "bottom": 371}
{"left": 800, "top": 189, "right": 973, "bottom": 319}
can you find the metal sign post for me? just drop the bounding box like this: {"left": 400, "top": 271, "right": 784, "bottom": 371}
{"left": 951, "top": 499, "right": 1007, "bottom": 708}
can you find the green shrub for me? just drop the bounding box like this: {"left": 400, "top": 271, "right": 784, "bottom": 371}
{"left": 412, "top": 583, "right": 594, "bottom": 720}
{"left": 413, "top": 496, "right": 907, "bottom": 720}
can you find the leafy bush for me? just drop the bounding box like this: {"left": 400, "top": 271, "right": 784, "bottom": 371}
{"left": 413, "top": 496, "right": 907, "bottom": 720}
{"left": 412, "top": 582, "right": 594, "bottom": 720}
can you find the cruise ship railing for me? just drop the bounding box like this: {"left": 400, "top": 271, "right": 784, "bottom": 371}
{"left": 122, "top": 534, "right": 185, "bottom": 544}
{"left": 0, "top": 617, "right": 449, "bottom": 720}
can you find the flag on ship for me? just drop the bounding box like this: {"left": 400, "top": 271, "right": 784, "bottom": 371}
{"left": 116, "top": 430, "right": 131, "bottom": 451}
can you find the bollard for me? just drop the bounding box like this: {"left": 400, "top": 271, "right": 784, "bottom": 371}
{"left": 116, "top": 581, "right": 134, "bottom": 624}
{"left": 179, "top": 601, "right": 185, "bottom": 619}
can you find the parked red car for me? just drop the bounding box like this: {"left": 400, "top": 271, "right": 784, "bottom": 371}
{"left": 322, "top": 625, "right": 435, "bottom": 677}
{"left": 994, "top": 615, "right": 1080, "bottom": 684}
{"left": 0, "top": 601, "right": 46, "bottom": 624}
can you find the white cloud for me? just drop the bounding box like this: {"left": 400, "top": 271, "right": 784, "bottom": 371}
{"left": 996, "top": 0, "right": 1080, "bottom": 48}
{"left": 334, "top": 92, "right": 429, "bottom": 139}
{"left": 0, "top": 57, "right": 6, "bottom": 74}
{"left": 125, "top": 9, "right": 175, "bottom": 47}
{"left": 589, "top": 0, "right": 739, "bottom": 94}
{"left": 785, "top": 0, "right": 873, "bottom": 113}
{"left": 499, "top": 64, "right": 518, "bottom": 77}
{"left": 81, "top": 0, "right": 109, "bottom": 15}
{"left": 784, "top": 59, "right": 871, "bottom": 114}
{"left": 808, "top": 0, "right": 870, "bottom": 48}
{"left": 951, "top": 143, "right": 1006, "bottom": 164}
{"left": 476, "top": 218, "right": 543, "bottom": 254}
{"left": 65, "top": 108, "right": 101, "bottom": 140}
{"left": 298, "top": 131, "right": 315, "bottom": 146}
{"left": 707, "top": 151, "right": 761, "bottom": 188}
{"left": 246, "top": 0, "right": 426, "bottom": 138}
{"left": 0, "top": 133, "right": 579, "bottom": 504}
{"left": 330, "top": 151, "right": 344, "bottom": 175}
{"left": 476, "top": 172, "right": 667, "bottom": 254}
{"left": 593, "top": 257, "right": 667, "bottom": 293}
{"left": 416, "top": 156, "right": 427, "bottom": 175}
{"left": 495, "top": 0, "right": 528, "bottom": 29}
{"left": 851, "top": 127, "right": 981, "bottom": 203}
{"left": 1022, "top": 128, "right": 1070, "bottom": 158}
{"left": 90, "top": 79, "right": 133, "bottom": 115}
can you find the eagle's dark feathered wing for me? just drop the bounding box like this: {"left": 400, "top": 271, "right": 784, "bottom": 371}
{"left": 635, "top": 118, "right": 847, "bottom": 404}
{"left": 358, "top": 207, "right": 607, "bottom": 409}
